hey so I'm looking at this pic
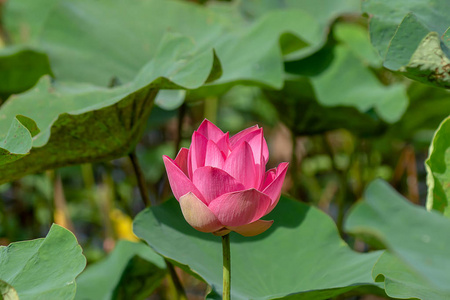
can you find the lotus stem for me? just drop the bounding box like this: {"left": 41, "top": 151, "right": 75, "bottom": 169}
{"left": 129, "top": 149, "right": 187, "bottom": 299}
{"left": 128, "top": 150, "right": 151, "bottom": 207}
{"left": 204, "top": 96, "right": 218, "bottom": 123}
{"left": 166, "top": 260, "right": 188, "bottom": 300}
{"left": 222, "top": 233, "right": 231, "bottom": 300}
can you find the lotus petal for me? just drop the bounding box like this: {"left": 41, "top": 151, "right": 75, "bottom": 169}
{"left": 230, "top": 127, "right": 269, "bottom": 164}
{"left": 212, "top": 228, "right": 232, "bottom": 236}
{"left": 223, "top": 142, "right": 257, "bottom": 189}
{"left": 263, "top": 162, "right": 289, "bottom": 214}
{"left": 180, "top": 192, "right": 223, "bottom": 232}
{"left": 208, "top": 189, "right": 271, "bottom": 227}
{"left": 197, "top": 119, "right": 225, "bottom": 143}
{"left": 187, "top": 131, "right": 208, "bottom": 178}
{"left": 204, "top": 140, "right": 225, "bottom": 168}
{"left": 174, "top": 147, "right": 189, "bottom": 176}
{"left": 193, "top": 166, "right": 245, "bottom": 204}
{"left": 163, "top": 155, "right": 205, "bottom": 203}
{"left": 215, "top": 132, "right": 230, "bottom": 157}
{"left": 229, "top": 125, "right": 259, "bottom": 147}
{"left": 260, "top": 168, "right": 277, "bottom": 190}
{"left": 227, "top": 220, "right": 274, "bottom": 237}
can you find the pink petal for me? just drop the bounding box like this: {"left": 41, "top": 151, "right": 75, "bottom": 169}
{"left": 196, "top": 119, "right": 224, "bottom": 143}
{"left": 223, "top": 142, "right": 257, "bottom": 189}
{"left": 163, "top": 155, "right": 206, "bottom": 203}
{"left": 174, "top": 148, "right": 189, "bottom": 176}
{"left": 263, "top": 162, "right": 289, "bottom": 214}
{"left": 180, "top": 192, "right": 223, "bottom": 233}
{"left": 215, "top": 132, "right": 230, "bottom": 157}
{"left": 212, "top": 228, "right": 231, "bottom": 236}
{"left": 229, "top": 129, "right": 269, "bottom": 188}
{"left": 187, "top": 131, "right": 208, "bottom": 178}
{"left": 204, "top": 140, "right": 225, "bottom": 168}
{"left": 234, "top": 129, "right": 269, "bottom": 162}
{"left": 229, "top": 125, "right": 259, "bottom": 147}
{"left": 246, "top": 129, "right": 264, "bottom": 163}
{"left": 246, "top": 129, "right": 266, "bottom": 187}
{"left": 262, "top": 138, "right": 269, "bottom": 164}
{"left": 208, "top": 189, "right": 272, "bottom": 227}
{"left": 193, "top": 166, "right": 245, "bottom": 204}
{"left": 260, "top": 168, "right": 277, "bottom": 190}
{"left": 227, "top": 220, "right": 274, "bottom": 237}
{"left": 230, "top": 127, "right": 269, "bottom": 163}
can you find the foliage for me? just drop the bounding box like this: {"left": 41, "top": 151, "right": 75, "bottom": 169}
{"left": 0, "top": 0, "right": 449, "bottom": 299}
{"left": 363, "top": 0, "right": 450, "bottom": 88}
{"left": 0, "top": 224, "right": 86, "bottom": 300}
{"left": 346, "top": 179, "right": 450, "bottom": 299}
{"left": 134, "top": 196, "right": 382, "bottom": 299}
{"left": 426, "top": 116, "right": 450, "bottom": 215}
{"left": 75, "top": 240, "right": 166, "bottom": 300}
{"left": 0, "top": 47, "right": 51, "bottom": 98}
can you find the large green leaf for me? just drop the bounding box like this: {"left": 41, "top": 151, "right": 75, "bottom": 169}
{"left": 0, "top": 46, "right": 52, "bottom": 97}
{"left": 364, "top": 0, "right": 449, "bottom": 58}
{"left": 155, "top": 90, "right": 186, "bottom": 111}
{"left": 426, "top": 116, "right": 450, "bottom": 215}
{"left": 372, "top": 252, "right": 450, "bottom": 299}
{"left": 363, "top": 0, "right": 450, "bottom": 88}
{"left": 400, "top": 31, "right": 450, "bottom": 89}
{"left": 283, "top": 22, "right": 408, "bottom": 126}
{"left": 134, "top": 196, "right": 382, "bottom": 300}
{"left": 4, "top": 0, "right": 226, "bottom": 86}
{"left": 265, "top": 79, "right": 386, "bottom": 136}
{"left": 0, "top": 34, "right": 218, "bottom": 184}
{"left": 0, "top": 224, "right": 86, "bottom": 300}
{"left": 382, "top": 83, "right": 450, "bottom": 146}
{"left": 75, "top": 240, "right": 166, "bottom": 300}
{"left": 235, "top": 0, "right": 360, "bottom": 61}
{"left": 309, "top": 44, "right": 408, "bottom": 123}
{"left": 345, "top": 179, "right": 450, "bottom": 297}
{"left": 333, "top": 23, "right": 383, "bottom": 68}
{"left": 4, "top": 0, "right": 357, "bottom": 90}
{"left": 0, "top": 0, "right": 375, "bottom": 183}
{"left": 0, "top": 115, "right": 39, "bottom": 166}
{"left": 0, "top": 280, "right": 19, "bottom": 300}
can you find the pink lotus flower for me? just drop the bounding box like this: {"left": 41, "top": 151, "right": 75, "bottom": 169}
{"left": 163, "top": 119, "right": 288, "bottom": 237}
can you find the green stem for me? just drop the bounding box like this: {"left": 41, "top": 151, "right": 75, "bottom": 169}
{"left": 322, "top": 134, "right": 348, "bottom": 235}
{"left": 222, "top": 233, "right": 231, "bottom": 300}
{"left": 80, "top": 164, "right": 99, "bottom": 216}
{"left": 99, "top": 171, "right": 116, "bottom": 248}
{"left": 175, "top": 103, "right": 186, "bottom": 154}
{"left": 128, "top": 150, "right": 151, "bottom": 207}
{"left": 166, "top": 260, "right": 188, "bottom": 300}
{"left": 128, "top": 149, "right": 187, "bottom": 299}
{"left": 204, "top": 96, "right": 218, "bottom": 123}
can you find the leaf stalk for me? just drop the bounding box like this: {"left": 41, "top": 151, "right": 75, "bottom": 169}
{"left": 222, "top": 233, "right": 231, "bottom": 300}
